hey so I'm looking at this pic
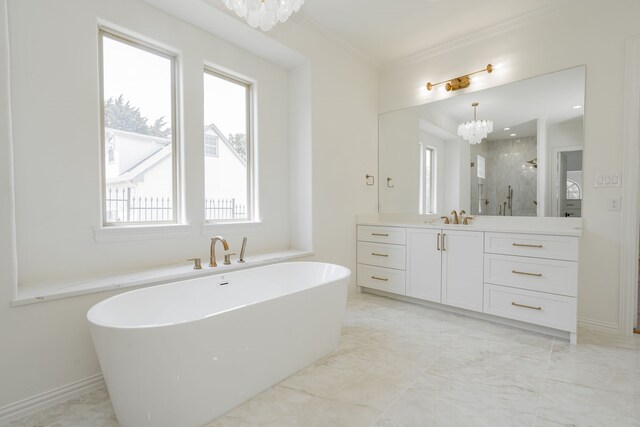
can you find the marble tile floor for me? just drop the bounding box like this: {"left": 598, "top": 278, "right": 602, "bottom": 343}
{"left": 5, "top": 290, "right": 640, "bottom": 427}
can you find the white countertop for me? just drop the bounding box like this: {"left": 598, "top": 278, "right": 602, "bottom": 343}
{"left": 357, "top": 214, "right": 582, "bottom": 237}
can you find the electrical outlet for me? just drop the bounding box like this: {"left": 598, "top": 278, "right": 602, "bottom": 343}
{"left": 608, "top": 196, "right": 621, "bottom": 211}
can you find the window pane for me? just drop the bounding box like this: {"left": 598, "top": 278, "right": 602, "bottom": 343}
{"left": 424, "top": 148, "right": 433, "bottom": 213}
{"left": 205, "top": 134, "right": 219, "bottom": 157}
{"left": 567, "top": 180, "right": 581, "bottom": 200}
{"left": 101, "top": 32, "right": 175, "bottom": 223}
{"left": 204, "top": 71, "right": 250, "bottom": 221}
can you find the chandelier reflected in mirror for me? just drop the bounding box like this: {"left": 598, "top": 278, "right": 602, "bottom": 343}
{"left": 222, "top": 0, "right": 306, "bottom": 31}
{"left": 458, "top": 102, "right": 493, "bottom": 145}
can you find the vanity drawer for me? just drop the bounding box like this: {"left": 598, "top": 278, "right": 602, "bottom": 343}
{"left": 484, "top": 232, "right": 579, "bottom": 261}
{"left": 483, "top": 284, "right": 576, "bottom": 332}
{"left": 484, "top": 254, "right": 577, "bottom": 297}
{"left": 357, "top": 226, "right": 406, "bottom": 245}
{"left": 357, "top": 264, "right": 406, "bottom": 295}
{"left": 357, "top": 242, "right": 406, "bottom": 270}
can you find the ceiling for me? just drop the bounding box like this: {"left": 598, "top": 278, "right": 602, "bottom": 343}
{"left": 298, "top": 0, "right": 566, "bottom": 65}
{"left": 203, "top": 0, "right": 568, "bottom": 67}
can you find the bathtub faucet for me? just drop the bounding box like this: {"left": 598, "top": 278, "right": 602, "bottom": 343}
{"left": 210, "top": 236, "right": 234, "bottom": 267}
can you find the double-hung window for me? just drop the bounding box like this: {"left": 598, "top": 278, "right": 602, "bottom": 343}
{"left": 422, "top": 146, "right": 435, "bottom": 214}
{"left": 204, "top": 134, "right": 219, "bottom": 157}
{"left": 99, "top": 28, "right": 178, "bottom": 224}
{"left": 203, "top": 68, "right": 253, "bottom": 222}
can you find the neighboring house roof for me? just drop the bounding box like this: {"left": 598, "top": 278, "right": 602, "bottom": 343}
{"left": 106, "top": 143, "right": 172, "bottom": 185}
{"left": 105, "top": 127, "right": 171, "bottom": 146}
{"left": 105, "top": 127, "right": 172, "bottom": 185}
{"left": 204, "top": 122, "right": 247, "bottom": 166}
{"left": 106, "top": 124, "right": 246, "bottom": 185}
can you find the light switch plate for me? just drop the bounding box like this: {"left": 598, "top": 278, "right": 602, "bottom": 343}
{"left": 595, "top": 173, "right": 622, "bottom": 188}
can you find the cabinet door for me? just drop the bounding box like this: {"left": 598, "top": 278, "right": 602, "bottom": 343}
{"left": 442, "top": 230, "right": 484, "bottom": 312}
{"left": 406, "top": 228, "right": 442, "bottom": 302}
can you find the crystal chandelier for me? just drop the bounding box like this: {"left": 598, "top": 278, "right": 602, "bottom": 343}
{"left": 458, "top": 102, "right": 493, "bottom": 145}
{"left": 222, "top": 0, "right": 306, "bottom": 31}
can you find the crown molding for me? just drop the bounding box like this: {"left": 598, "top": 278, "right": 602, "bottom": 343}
{"left": 382, "top": 0, "right": 572, "bottom": 71}
{"left": 297, "top": 14, "right": 380, "bottom": 69}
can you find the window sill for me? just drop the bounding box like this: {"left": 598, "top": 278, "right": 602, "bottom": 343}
{"left": 94, "top": 224, "right": 193, "bottom": 243}
{"left": 12, "top": 249, "right": 313, "bottom": 306}
{"left": 201, "top": 220, "right": 262, "bottom": 236}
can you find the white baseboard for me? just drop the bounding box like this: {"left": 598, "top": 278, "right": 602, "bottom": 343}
{"left": 578, "top": 317, "right": 621, "bottom": 334}
{"left": 0, "top": 374, "right": 104, "bottom": 425}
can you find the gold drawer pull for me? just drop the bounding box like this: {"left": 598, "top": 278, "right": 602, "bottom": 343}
{"left": 371, "top": 253, "right": 389, "bottom": 257}
{"left": 371, "top": 233, "right": 389, "bottom": 237}
{"left": 511, "top": 302, "right": 542, "bottom": 310}
{"left": 512, "top": 270, "right": 543, "bottom": 277}
{"left": 512, "top": 243, "right": 543, "bottom": 248}
{"left": 371, "top": 276, "right": 388, "bottom": 281}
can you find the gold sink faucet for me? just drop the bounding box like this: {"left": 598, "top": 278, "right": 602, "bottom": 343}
{"left": 458, "top": 210, "right": 473, "bottom": 225}
{"left": 210, "top": 236, "right": 234, "bottom": 267}
{"left": 451, "top": 210, "right": 459, "bottom": 225}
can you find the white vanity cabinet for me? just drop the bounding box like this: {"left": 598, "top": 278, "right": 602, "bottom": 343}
{"left": 482, "top": 232, "right": 579, "bottom": 342}
{"left": 406, "top": 228, "right": 484, "bottom": 312}
{"left": 356, "top": 226, "right": 407, "bottom": 295}
{"left": 357, "top": 221, "right": 580, "bottom": 343}
{"left": 406, "top": 228, "right": 442, "bottom": 302}
{"left": 441, "top": 230, "right": 484, "bottom": 312}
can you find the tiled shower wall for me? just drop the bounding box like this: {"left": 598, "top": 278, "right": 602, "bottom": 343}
{"left": 470, "top": 136, "right": 537, "bottom": 216}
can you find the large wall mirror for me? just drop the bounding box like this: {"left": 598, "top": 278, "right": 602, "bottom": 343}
{"left": 378, "top": 66, "right": 585, "bottom": 217}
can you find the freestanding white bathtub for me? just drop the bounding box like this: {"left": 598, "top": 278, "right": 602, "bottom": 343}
{"left": 87, "top": 262, "right": 350, "bottom": 427}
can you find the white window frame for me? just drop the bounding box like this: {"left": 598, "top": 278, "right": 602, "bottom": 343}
{"left": 98, "top": 27, "right": 180, "bottom": 226}
{"left": 203, "top": 67, "right": 256, "bottom": 223}
{"left": 420, "top": 145, "right": 436, "bottom": 214}
{"left": 566, "top": 179, "right": 582, "bottom": 200}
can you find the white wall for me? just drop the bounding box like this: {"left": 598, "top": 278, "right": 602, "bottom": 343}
{"left": 270, "top": 19, "right": 380, "bottom": 268}
{"left": 378, "top": 108, "right": 420, "bottom": 213}
{"left": 0, "top": 0, "right": 378, "bottom": 411}
{"left": 2, "top": 0, "right": 291, "bottom": 407}
{"left": 443, "top": 138, "right": 471, "bottom": 214}
{"left": 379, "top": 108, "right": 465, "bottom": 216}
{"left": 287, "top": 61, "right": 313, "bottom": 251}
{"left": 9, "top": 0, "right": 291, "bottom": 286}
{"left": 379, "top": 0, "right": 640, "bottom": 332}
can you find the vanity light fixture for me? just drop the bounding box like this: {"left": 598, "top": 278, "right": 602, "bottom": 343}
{"left": 458, "top": 102, "right": 493, "bottom": 145}
{"left": 221, "top": 0, "right": 305, "bottom": 31}
{"left": 427, "top": 64, "right": 493, "bottom": 92}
